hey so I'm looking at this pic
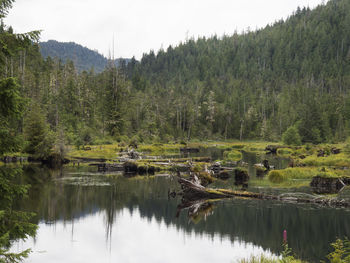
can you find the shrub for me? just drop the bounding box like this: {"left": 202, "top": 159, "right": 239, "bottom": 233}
{"left": 282, "top": 126, "right": 301, "bottom": 146}
{"left": 268, "top": 170, "right": 285, "bottom": 183}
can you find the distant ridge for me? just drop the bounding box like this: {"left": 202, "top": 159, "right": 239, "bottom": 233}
{"left": 39, "top": 40, "right": 130, "bottom": 73}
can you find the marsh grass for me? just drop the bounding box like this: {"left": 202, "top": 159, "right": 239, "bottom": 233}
{"left": 223, "top": 150, "right": 242, "bottom": 162}
{"left": 68, "top": 145, "right": 121, "bottom": 159}
{"left": 267, "top": 167, "right": 349, "bottom": 187}
{"left": 299, "top": 152, "right": 350, "bottom": 167}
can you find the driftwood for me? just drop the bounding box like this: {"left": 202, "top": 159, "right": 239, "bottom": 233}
{"left": 177, "top": 177, "right": 350, "bottom": 208}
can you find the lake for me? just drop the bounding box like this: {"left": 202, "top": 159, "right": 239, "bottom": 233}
{"left": 10, "top": 162, "right": 350, "bottom": 263}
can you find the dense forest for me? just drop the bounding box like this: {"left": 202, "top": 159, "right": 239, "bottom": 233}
{"left": 39, "top": 40, "right": 129, "bottom": 73}
{"left": 1, "top": 0, "right": 350, "bottom": 158}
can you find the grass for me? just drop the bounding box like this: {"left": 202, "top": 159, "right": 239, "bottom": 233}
{"left": 223, "top": 150, "right": 242, "bottom": 162}
{"left": 298, "top": 152, "right": 350, "bottom": 167}
{"left": 267, "top": 167, "right": 350, "bottom": 187}
{"left": 138, "top": 143, "right": 183, "bottom": 155}
{"left": 68, "top": 145, "right": 121, "bottom": 159}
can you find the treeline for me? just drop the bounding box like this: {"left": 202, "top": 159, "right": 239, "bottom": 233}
{"left": 1, "top": 0, "right": 350, "bottom": 157}
{"left": 125, "top": 0, "right": 350, "bottom": 144}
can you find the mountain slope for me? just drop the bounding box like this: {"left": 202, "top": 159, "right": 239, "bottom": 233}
{"left": 122, "top": 0, "right": 350, "bottom": 142}
{"left": 129, "top": 0, "right": 350, "bottom": 83}
{"left": 39, "top": 40, "right": 129, "bottom": 73}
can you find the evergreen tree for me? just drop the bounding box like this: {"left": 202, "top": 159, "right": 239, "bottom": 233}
{"left": 24, "top": 104, "right": 54, "bottom": 159}
{"left": 282, "top": 125, "right": 302, "bottom": 146}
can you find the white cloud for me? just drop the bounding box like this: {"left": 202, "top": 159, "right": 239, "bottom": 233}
{"left": 5, "top": 0, "right": 326, "bottom": 59}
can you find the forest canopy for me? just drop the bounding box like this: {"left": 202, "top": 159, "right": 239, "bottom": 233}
{"left": 1, "top": 0, "right": 350, "bottom": 154}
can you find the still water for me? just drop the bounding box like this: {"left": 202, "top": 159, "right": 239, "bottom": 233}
{"left": 11, "top": 160, "right": 350, "bottom": 262}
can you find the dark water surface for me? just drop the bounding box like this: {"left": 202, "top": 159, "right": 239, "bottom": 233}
{"left": 10, "top": 147, "right": 350, "bottom": 262}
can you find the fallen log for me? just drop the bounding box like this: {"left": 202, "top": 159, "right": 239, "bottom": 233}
{"left": 177, "top": 177, "right": 350, "bottom": 208}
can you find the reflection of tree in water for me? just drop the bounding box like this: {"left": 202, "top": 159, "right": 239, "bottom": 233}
{"left": 0, "top": 167, "right": 38, "bottom": 262}
{"left": 20, "top": 166, "right": 350, "bottom": 262}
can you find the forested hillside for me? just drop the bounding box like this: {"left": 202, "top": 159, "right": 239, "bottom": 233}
{"left": 39, "top": 40, "right": 129, "bottom": 73}
{"left": 1, "top": 0, "right": 350, "bottom": 157}
{"left": 125, "top": 0, "right": 350, "bottom": 144}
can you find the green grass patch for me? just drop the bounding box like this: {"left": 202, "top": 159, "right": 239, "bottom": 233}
{"left": 68, "top": 145, "right": 121, "bottom": 159}
{"left": 138, "top": 143, "right": 182, "bottom": 155}
{"left": 299, "top": 152, "right": 350, "bottom": 167}
{"left": 223, "top": 150, "right": 242, "bottom": 162}
{"left": 267, "top": 167, "right": 349, "bottom": 185}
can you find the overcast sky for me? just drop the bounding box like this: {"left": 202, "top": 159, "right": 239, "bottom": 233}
{"left": 5, "top": 0, "right": 326, "bottom": 59}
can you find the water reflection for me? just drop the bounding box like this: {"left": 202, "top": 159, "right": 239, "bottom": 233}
{"left": 15, "top": 208, "right": 275, "bottom": 263}
{"left": 13, "top": 167, "right": 350, "bottom": 262}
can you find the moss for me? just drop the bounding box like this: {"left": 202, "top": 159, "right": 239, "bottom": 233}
{"left": 223, "top": 150, "right": 242, "bottom": 162}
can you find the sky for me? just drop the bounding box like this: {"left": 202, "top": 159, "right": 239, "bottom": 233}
{"left": 5, "top": 0, "right": 326, "bottom": 59}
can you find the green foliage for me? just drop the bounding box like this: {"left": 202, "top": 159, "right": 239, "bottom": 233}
{"left": 0, "top": 167, "right": 37, "bottom": 262}
{"left": 282, "top": 126, "right": 302, "bottom": 146}
{"left": 0, "top": 78, "right": 24, "bottom": 155}
{"left": 3, "top": 0, "right": 350, "bottom": 150}
{"left": 327, "top": 238, "right": 350, "bottom": 263}
{"left": 344, "top": 138, "right": 350, "bottom": 155}
{"left": 0, "top": 0, "right": 15, "bottom": 18}
{"left": 24, "top": 104, "right": 54, "bottom": 159}
{"left": 0, "top": 78, "right": 23, "bottom": 118}
{"left": 268, "top": 170, "right": 285, "bottom": 183}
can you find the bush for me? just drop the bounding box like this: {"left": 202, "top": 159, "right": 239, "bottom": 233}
{"left": 268, "top": 170, "right": 285, "bottom": 183}
{"left": 282, "top": 126, "right": 301, "bottom": 146}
